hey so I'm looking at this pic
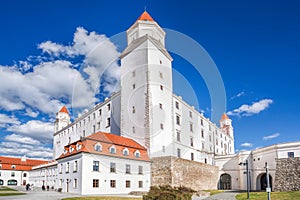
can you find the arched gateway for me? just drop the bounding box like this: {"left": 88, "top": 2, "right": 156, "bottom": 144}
{"left": 219, "top": 173, "right": 232, "bottom": 190}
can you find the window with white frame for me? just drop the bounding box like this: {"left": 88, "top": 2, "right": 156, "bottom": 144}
{"left": 74, "top": 179, "right": 78, "bottom": 188}
{"left": 94, "top": 143, "right": 102, "bottom": 152}
{"left": 109, "top": 146, "right": 116, "bottom": 154}
{"left": 93, "top": 161, "right": 99, "bottom": 171}
{"left": 74, "top": 160, "right": 78, "bottom": 172}
{"left": 123, "top": 148, "right": 129, "bottom": 156}
{"left": 134, "top": 150, "right": 140, "bottom": 158}
{"left": 66, "top": 162, "right": 69, "bottom": 173}
{"left": 125, "top": 164, "right": 131, "bottom": 174}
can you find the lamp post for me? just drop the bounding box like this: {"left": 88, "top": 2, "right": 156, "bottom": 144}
{"left": 239, "top": 160, "right": 250, "bottom": 199}
{"left": 265, "top": 162, "right": 271, "bottom": 200}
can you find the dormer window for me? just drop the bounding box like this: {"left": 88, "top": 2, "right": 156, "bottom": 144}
{"left": 11, "top": 165, "right": 16, "bottom": 169}
{"left": 76, "top": 143, "right": 81, "bottom": 151}
{"left": 109, "top": 146, "right": 116, "bottom": 154}
{"left": 0, "top": 164, "right": 2, "bottom": 169}
{"left": 134, "top": 150, "right": 141, "bottom": 158}
{"left": 123, "top": 148, "right": 129, "bottom": 156}
{"left": 94, "top": 143, "right": 102, "bottom": 152}
{"left": 64, "top": 149, "right": 68, "bottom": 155}
{"left": 69, "top": 147, "right": 74, "bottom": 153}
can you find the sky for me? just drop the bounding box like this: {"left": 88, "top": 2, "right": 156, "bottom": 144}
{"left": 0, "top": 0, "right": 299, "bottom": 159}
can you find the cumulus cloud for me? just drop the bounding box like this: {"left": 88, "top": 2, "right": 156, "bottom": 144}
{"left": 5, "top": 134, "right": 41, "bottom": 145}
{"left": 263, "top": 133, "right": 280, "bottom": 140}
{"left": 231, "top": 91, "right": 245, "bottom": 100}
{"left": 25, "top": 108, "right": 39, "bottom": 118}
{"left": 227, "top": 99, "right": 273, "bottom": 117}
{"left": 0, "top": 114, "right": 20, "bottom": 128}
{"left": 7, "top": 120, "right": 53, "bottom": 143}
{"left": 240, "top": 142, "right": 253, "bottom": 147}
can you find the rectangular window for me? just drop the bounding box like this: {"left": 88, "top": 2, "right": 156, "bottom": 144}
{"left": 66, "top": 162, "right": 69, "bottom": 173}
{"left": 74, "top": 179, "right": 78, "bottom": 188}
{"left": 97, "top": 122, "right": 100, "bottom": 129}
{"left": 93, "top": 179, "right": 99, "bottom": 188}
{"left": 176, "top": 131, "right": 181, "bottom": 142}
{"left": 99, "top": 109, "right": 102, "bottom": 116}
{"left": 107, "top": 103, "right": 111, "bottom": 111}
{"left": 93, "top": 161, "right": 99, "bottom": 171}
{"left": 159, "top": 72, "right": 163, "bottom": 79}
{"left": 125, "top": 164, "right": 131, "bottom": 174}
{"left": 107, "top": 117, "right": 111, "bottom": 127}
{"left": 162, "top": 145, "right": 165, "bottom": 152}
{"left": 23, "top": 173, "right": 27, "bottom": 177}
{"left": 176, "top": 115, "right": 180, "bottom": 125}
{"left": 133, "top": 84, "right": 136, "bottom": 89}
{"left": 201, "top": 130, "right": 204, "bottom": 138}
{"left": 201, "top": 119, "right": 203, "bottom": 126}
{"left": 138, "top": 166, "right": 143, "bottom": 175}
{"left": 190, "top": 123, "right": 193, "bottom": 132}
{"left": 11, "top": 172, "right": 15, "bottom": 177}
{"left": 93, "top": 113, "right": 96, "bottom": 119}
{"left": 160, "top": 123, "right": 164, "bottom": 130}
{"left": 190, "top": 137, "right": 194, "bottom": 147}
{"left": 138, "top": 181, "right": 143, "bottom": 188}
{"left": 159, "top": 103, "right": 163, "bottom": 109}
{"left": 202, "top": 142, "right": 205, "bottom": 149}
{"left": 177, "top": 148, "right": 181, "bottom": 158}
{"left": 93, "top": 125, "right": 96, "bottom": 133}
{"left": 59, "top": 164, "right": 63, "bottom": 173}
{"left": 74, "top": 161, "right": 78, "bottom": 172}
{"left": 191, "top": 153, "right": 194, "bottom": 161}
{"left": 209, "top": 135, "right": 212, "bottom": 142}
{"left": 88, "top": 116, "right": 90, "bottom": 122}
{"left": 175, "top": 101, "right": 179, "bottom": 109}
{"left": 160, "top": 85, "right": 163, "bottom": 91}
{"left": 132, "top": 71, "right": 136, "bottom": 77}
{"left": 110, "top": 163, "right": 116, "bottom": 173}
{"left": 126, "top": 180, "right": 131, "bottom": 188}
{"left": 110, "top": 180, "right": 116, "bottom": 188}
{"left": 189, "top": 111, "right": 192, "bottom": 118}
{"left": 288, "top": 152, "right": 295, "bottom": 158}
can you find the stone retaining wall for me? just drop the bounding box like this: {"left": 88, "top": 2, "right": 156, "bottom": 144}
{"left": 151, "top": 156, "right": 219, "bottom": 191}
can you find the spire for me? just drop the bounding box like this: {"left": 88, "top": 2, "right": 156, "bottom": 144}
{"left": 220, "top": 113, "right": 230, "bottom": 120}
{"left": 137, "top": 11, "right": 154, "bottom": 22}
{"left": 59, "top": 106, "right": 69, "bottom": 114}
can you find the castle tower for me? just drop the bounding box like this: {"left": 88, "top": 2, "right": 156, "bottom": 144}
{"left": 120, "top": 11, "right": 174, "bottom": 157}
{"left": 54, "top": 106, "right": 70, "bottom": 133}
{"left": 219, "top": 113, "right": 234, "bottom": 138}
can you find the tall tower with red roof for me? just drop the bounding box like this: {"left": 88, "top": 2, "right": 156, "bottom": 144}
{"left": 55, "top": 106, "right": 71, "bottom": 133}
{"left": 220, "top": 113, "right": 234, "bottom": 138}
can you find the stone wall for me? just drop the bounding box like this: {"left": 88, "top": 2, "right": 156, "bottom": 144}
{"left": 274, "top": 157, "right": 300, "bottom": 191}
{"left": 151, "top": 156, "right": 219, "bottom": 191}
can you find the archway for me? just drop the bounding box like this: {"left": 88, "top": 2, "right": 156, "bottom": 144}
{"left": 219, "top": 173, "right": 232, "bottom": 190}
{"left": 257, "top": 173, "right": 272, "bottom": 191}
{"left": 7, "top": 179, "right": 17, "bottom": 186}
{"left": 0, "top": 179, "right": 3, "bottom": 185}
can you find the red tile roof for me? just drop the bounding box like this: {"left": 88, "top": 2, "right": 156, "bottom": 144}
{"left": 220, "top": 113, "right": 230, "bottom": 120}
{"left": 59, "top": 106, "right": 69, "bottom": 114}
{"left": 137, "top": 11, "right": 154, "bottom": 22}
{"left": 58, "top": 132, "right": 149, "bottom": 162}
{"left": 0, "top": 156, "right": 50, "bottom": 171}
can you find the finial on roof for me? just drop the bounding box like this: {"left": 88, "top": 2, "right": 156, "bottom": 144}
{"left": 144, "top": 5, "right": 147, "bottom": 11}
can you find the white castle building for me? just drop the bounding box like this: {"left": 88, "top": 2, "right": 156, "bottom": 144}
{"left": 53, "top": 11, "right": 235, "bottom": 164}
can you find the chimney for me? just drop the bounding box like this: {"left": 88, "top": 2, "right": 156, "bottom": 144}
{"left": 21, "top": 155, "right": 27, "bottom": 162}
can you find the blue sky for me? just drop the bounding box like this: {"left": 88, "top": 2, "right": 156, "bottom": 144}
{"left": 0, "top": 0, "right": 299, "bottom": 159}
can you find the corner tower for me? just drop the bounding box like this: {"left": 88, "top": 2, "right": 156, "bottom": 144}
{"left": 54, "top": 106, "right": 70, "bottom": 133}
{"left": 219, "top": 113, "right": 234, "bottom": 138}
{"left": 120, "top": 11, "right": 173, "bottom": 157}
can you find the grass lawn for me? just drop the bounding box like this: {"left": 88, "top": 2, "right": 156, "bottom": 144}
{"left": 204, "top": 190, "right": 224, "bottom": 195}
{"left": 63, "top": 197, "right": 142, "bottom": 200}
{"left": 0, "top": 186, "right": 25, "bottom": 196}
{"left": 236, "top": 191, "right": 300, "bottom": 200}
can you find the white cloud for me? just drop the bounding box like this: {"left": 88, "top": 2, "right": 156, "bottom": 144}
{"left": 231, "top": 91, "right": 245, "bottom": 100}
{"left": 25, "top": 108, "right": 39, "bottom": 118}
{"left": 5, "top": 134, "right": 40, "bottom": 145}
{"left": 0, "top": 114, "right": 20, "bottom": 128}
{"left": 7, "top": 120, "right": 53, "bottom": 143}
{"left": 240, "top": 142, "right": 253, "bottom": 147}
{"left": 227, "top": 99, "right": 273, "bottom": 117}
{"left": 263, "top": 133, "right": 280, "bottom": 140}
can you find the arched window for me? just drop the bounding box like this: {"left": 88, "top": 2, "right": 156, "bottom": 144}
{"left": 94, "top": 143, "right": 102, "bottom": 152}
{"left": 134, "top": 150, "right": 141, "bottom": 158}
{"left": 76, "top": 143, "right": 81, "bottom": 151}
{"left": 11, "top": 165, "right": 16, "bottom": 169}
{"left": 109, "top": 146, "right": 116, "bottom": 154}
{"left": 123, "top": 148, "right": 129, "bottom": 156}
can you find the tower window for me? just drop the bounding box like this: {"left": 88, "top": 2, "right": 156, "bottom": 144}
{"left": 190, "top": 137, "right": 194, "bottom": 147}
{"left": 175, "top": 101, "right": 179, "bottom": 109}
{"left": 189, "top": 111, "right": 192, "bottom": 118}
{"left": 160, "top": 85, "right": 163, "bottom": 91}
{"left": 176, "top": 115, "right": 180, "bottom": 125}
{"left": 201, "top": 129, "right": 204, "bottom": 138}
{"left": 159, "top": 72, "right": 163, "bottom": 79}
{"left": 177, "top": 148, "right": 181, "bottom": 158}
{"left": 159, "top": 103, "right": 163, "bottom": 109}
{"left": 201, "top": 119, "right": 203, "bottom": 126}
{"left": 133, "top": 84, "right": 136, "bottom": 89}
{"left": 190, "top": 123, "right": 193, "bottom": 132}
{"left": 132, "top": 106, "right": 135, "bottom": 114}
{"left": 191, "top": 153, "right": 194, "bottom": 161}
{"left": 132, "top": 126, "right": 135, "bottom": 133}
{"left": 107, "top": 104, "right": 111, "bottom": 111}
{"left": 177, "top": 131, "right": 181, "bottom": 142}
{"left": 160, "top": 60, "right": 162, "bottom": 64}
{"left": 160, "top": 123, "right": 164, "bottom": 130}
{"left": 99, "top": 109, "right": 102, "bottom": 116}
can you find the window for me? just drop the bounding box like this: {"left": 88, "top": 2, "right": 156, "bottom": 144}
{"left": 189, "top": 111, "right": 192, "bottom": 118}
{"left": 132, "top": 84, "right": 136, "bottom": 89}
{"left": 123, "top": 148, "right": 129, "bottom": 156}
{"left": 11, "top": 172, "right": 15, "bottom": 177}
{"left": 93, "top": 125, "right": 96, "bottom": 133}
{"left": 74, "top": 161, "right": 78, "bottom": 172}
{"left": 126, "top": 180, "right": 131, "bottom": 188}
{"left": 110, "top": 180, "right": 116, "bottom": 188}
{"left": 176, "top": 115, "right": 180, "bottom": 125}
{"left": 83, "top": 130, "right": 85, "bottom": 137}
{"left": 138, "top": 181, "right": 143, "bottom": 188}
{"left": 209, "top": 135, "right": 212, "bottom": 142}
{"left": 107, "top": 117, "right": 111, "bottom": 127}
{"left": 160, "top": 123, "right": 164, "bottom": 130}
{"left": 94, "top": 143, "right": 102, "bottom": 152}
{"left": 288, "top": 152, "right": 295, "bottom": 158}
{"left": 93, "top": 179, "right": 99, "bottom": 188}
{"left": 159, "top": 72, "right": 163, "bottom": 79}
{"left": 23, "top": 173, "right": 27, "bottom": 177}
{"left": 177, "top": 148, "right": 181, "bottom": 158}
{"left": 202, "top": 142, "right": 205, "bottom": 149}
{"left": 83, "top": 119, "right": 86, "bottom": 125}
{"left": 99, "top": 109, "right": 102, "bottom": 116}
{"left": 76, "top": 143, "right": 81, "bottom": 151}
{"left": 135, "top": 150, "right": 141, "bottom": 158}
{"left": 66, "top": 162, "right": 69, "bottom": 173}
{"left": 205, "top": 158, "right": 207, "bottom": 164}
{"left": 88, "top": 116, "right": 90, "bottom": 122}
{"left": 107, "top": 103, "right": 111, "bottom": 111}
{"left": 176, "top": 131, "right": 181, "bottom": 142}
{"left": 132, "top": 126, "right": 135, "bottom": 133}
{"left": 68, "top": 137, "right": 71, "bottom": 144}
{"left": 175, "top": 101, "right": 179, "bottom": 109}
{"left": 125, "top": 164, "right": 131, "bottom": 174}
{"left": 201, "top": 130, "right": 204, "bottom": 138}
{"left": 132, "top": 106, "right": 135, "bottom": 113}
{"left": 191, "top": 153, "right": 194, "bottom": 161}
{"left": 138, "top": 166, "right": 143, "bottom": 175}
{"left": 159, "top": 103, "right": 163, "bottom": 109}
{"left": 110, "top": 163, "right": 116, "bottom": 173}
{"left": 59, "top": 179, "right": 63, "bottom": 187}
{"left": 74, "top": 179, "right": 78, "bottom": 189}
{"left": 97, "top": 122, "right": 100, "bottom": 129}
{"left": 160, "top": 85, "right": 163, "bottom": 91}
{"left": 93, "top": 161, "right": 99, "bottom": 171}
{"left": 132, "top": 71, "right": 136, "bottom": 77}
{"left": 110, "top": 146, "right": 116, "bottom": 154}
{"left": 59, "top": 164, "right": 63, "bottom": 173}
{"left": 201, "top": 119, "right": 203, "bottom": 126}
{"left": 160, "top": 60, "right": 162, "bottom": 64}
{"left": 162, "top": 145, "right": 165, "bottom": 153}
{"left": 190, "top": 137, "right": 194, "bottom": 147}
{"left": 93, "top": 113, "right": 96, "bottom": 119}
{"left": 11, "top": 165, "right": 15, "bottom": 169}
{"left": 190, "top": 123, "right": 193, "bottom": 132}
{"left": 216, "top": 139, "right": 218, "bottom": 146}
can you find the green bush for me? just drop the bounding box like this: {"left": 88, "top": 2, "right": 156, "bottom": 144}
{"left": 143, "top": 185, "right": 195, "bottom": 200}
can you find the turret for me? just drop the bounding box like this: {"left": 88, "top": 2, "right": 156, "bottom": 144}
{"left": 54, "top": 106, "right": 70, "bottom": 133}
{"left": 219, "top": 113, "right": 234, "bottom": 138}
